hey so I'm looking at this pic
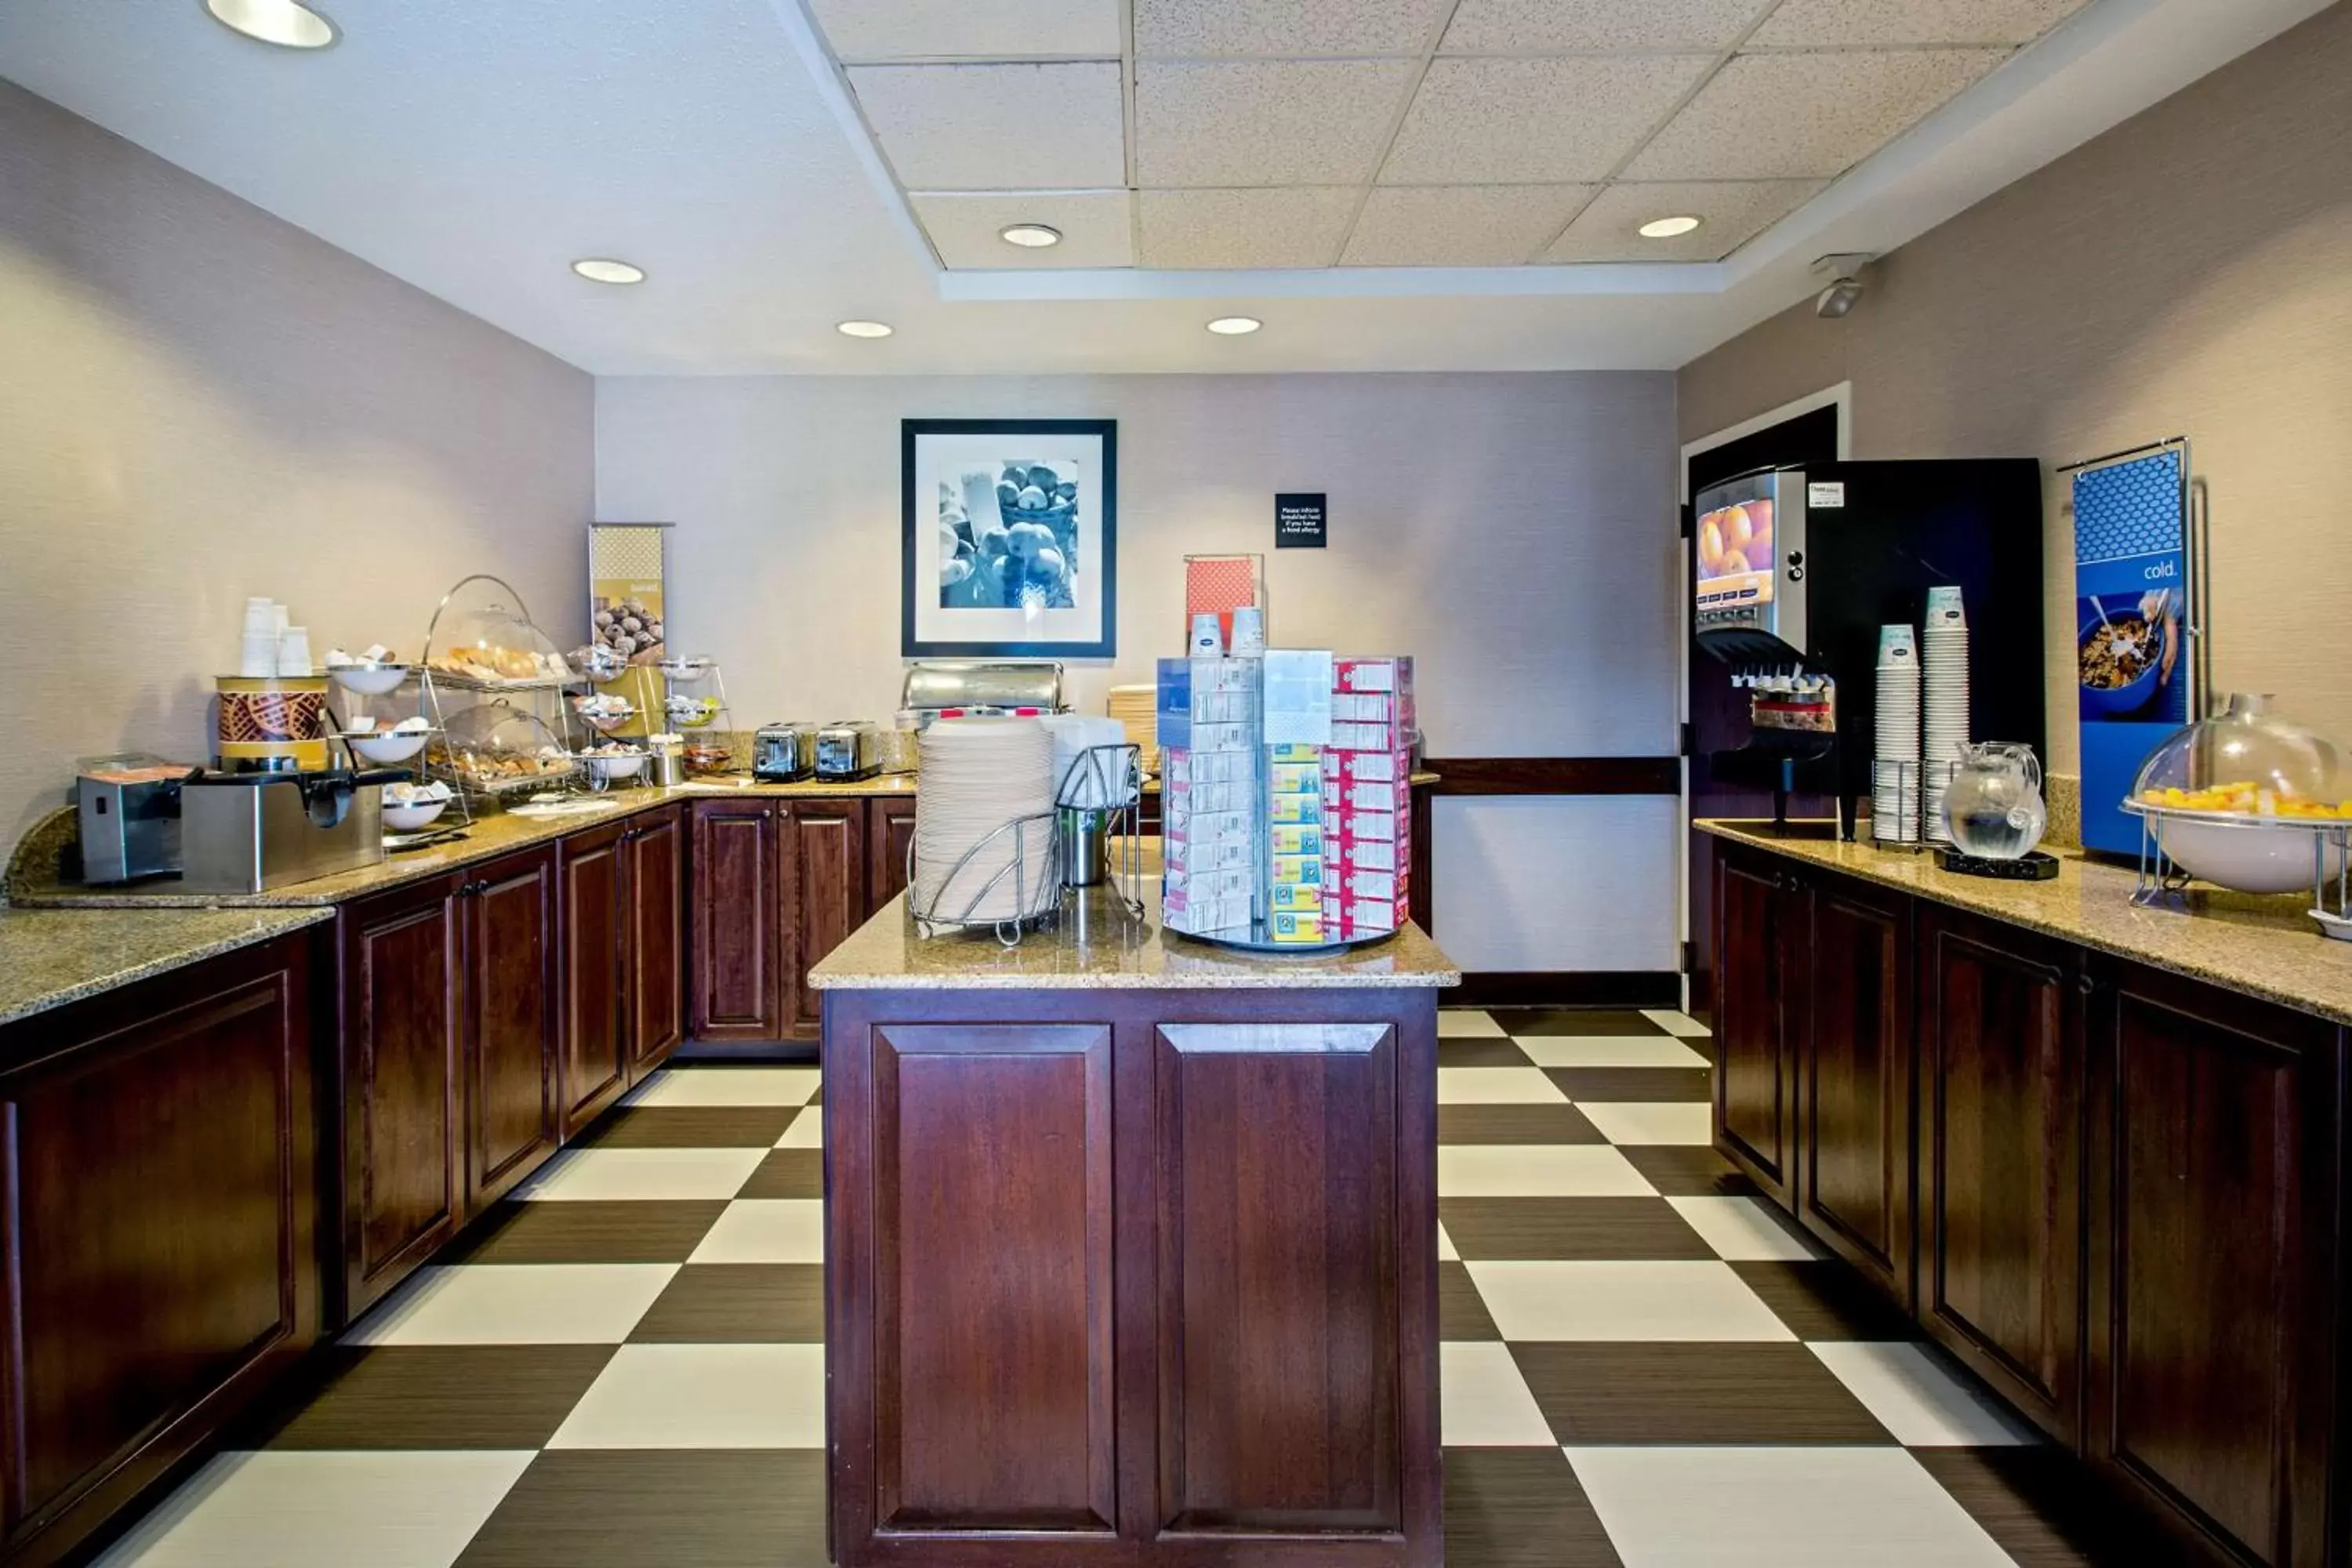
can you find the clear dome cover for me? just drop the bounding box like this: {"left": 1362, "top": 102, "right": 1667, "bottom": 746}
{"left": 422, "top": 574, "right": 575, "bottom": 688}
{"left": 2130, "top": 693, "right": 2349, "bottom": 820}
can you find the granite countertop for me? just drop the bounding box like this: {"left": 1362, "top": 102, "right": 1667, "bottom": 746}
{"left": 0, "top": 906, "right": 333, "bottom": 1029}
{"left": 1699, "top": 819, "right": 2352, "bottom": 1027}
{"left": 811, "top": 887, "right": 1461, "bottom": 991}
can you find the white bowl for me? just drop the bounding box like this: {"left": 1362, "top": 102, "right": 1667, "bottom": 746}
{"left": 383, "top": 797, "right": 449, "bottom": 833}
{"left": 329, "top": 663, "right": 411, "bottom": 695}
{"left": 2155, "top": 813, "right": 2348, "bottom": 895}
{"left": 343, "top": 730, "right": 429, "bottom": 764}
{"left": 587, "top": 752, "right": 649, "bottom": 785}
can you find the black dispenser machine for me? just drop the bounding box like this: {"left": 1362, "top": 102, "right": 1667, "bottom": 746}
{"left": 1692, "top": 461, "right": 2046, "bottom": 840}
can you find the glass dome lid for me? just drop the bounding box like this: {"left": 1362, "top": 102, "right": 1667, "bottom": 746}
{"left": 2129, "top": 693, "right": 2350, "bottom": 821}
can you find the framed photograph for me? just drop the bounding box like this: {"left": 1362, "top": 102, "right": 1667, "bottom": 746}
{"left": 902, "top": 418, "right": 1117, "bottom": 659}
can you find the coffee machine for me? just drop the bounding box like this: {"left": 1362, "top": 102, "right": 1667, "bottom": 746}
{"left": 1693, "top": 460, "right": 2045, "bottom": 838}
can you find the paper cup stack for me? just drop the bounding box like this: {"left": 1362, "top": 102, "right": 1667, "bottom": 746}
{"left": 913, "top": 718, "right": 1056, "bottom": 924}
{"left": 1921, "top": 586, "right": 1971, "bottom": 844}
{"left": 1873, "top": 626, "right": 1922, "bottom": 844}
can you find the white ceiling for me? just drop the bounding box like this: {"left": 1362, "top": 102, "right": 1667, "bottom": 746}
{"left": 0, "top": 0, "right": 2328, "bottom": 375}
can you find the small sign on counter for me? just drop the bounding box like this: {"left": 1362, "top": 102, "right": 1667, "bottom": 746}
{"left": 1276, "top": 492, "right": 1327, "bottom": 549}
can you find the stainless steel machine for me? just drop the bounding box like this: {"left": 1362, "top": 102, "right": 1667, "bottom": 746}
{"left": 179, "top": 767, "right": 402, "bottom": 895}
{"left": 898, "top": 660, "right": 1067, "bottom": 727}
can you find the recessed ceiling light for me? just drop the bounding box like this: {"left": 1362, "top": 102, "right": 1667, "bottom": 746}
{"left": 1638, "top": 215, "right": 1704, "bottom": 239}
{"left": 1206, "top": 317, "right": 1262, "bottom": 336}
{"left": 837, "top": 320, "right": 895, "bottom": 339}
{"left": 999, "top": 223, "right": 1063, "bottom": 249}
{"left": 202, "top": 0, "right": 338, "bottom": 49}
{"left": 571, "top": 258, "right": 646, "bottom": 285}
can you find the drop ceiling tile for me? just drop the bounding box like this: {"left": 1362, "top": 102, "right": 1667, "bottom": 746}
{"left": 1135, "top": 60, "right": 1418, "bottom": 187}
{"left": 1751, "top": 0, "right": 2091, "bottom": 48}
{"left": 1137, "top": 186, "right": 1360, "bottom": 269}
{"left": 1134, "top": 0, "right": 1454, "bottom": 57}
{"left": 1541, "top": 179, "right": 1823, "bottom": 261}
{"left": 1379, "top": 56, "right": 1712, "bottom": 185}
{"left": 808, "top": 0, "right": 1123, "bottom": 61}
{"left": 911, "top": 190, "right": 1134, "bottom": 267}
{"left": 1441, "top": 0, "right": 1773, "bottom": 53}
{"left": 1341, "top": 184, "right": 1594, "bottom": 267}
{"left": 1621, "top": 48, "right": 2009, "bottom": 181}
{"left": 848, "top": 63, "right": 1125, "bottom": 191}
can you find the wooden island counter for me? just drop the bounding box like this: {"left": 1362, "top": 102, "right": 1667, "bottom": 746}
{"left": 809, "top": 891, "right": 1460, "bottom": 1567}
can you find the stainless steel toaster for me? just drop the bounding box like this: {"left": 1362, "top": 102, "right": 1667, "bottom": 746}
{"left": 814, "top": 721, "right": 881, "bottom": 782}
{"left": 74, "top": 757, "right": 194, "bottom": 884}
{"left": 754, "top": 722, "right": 818, "bottom": 782}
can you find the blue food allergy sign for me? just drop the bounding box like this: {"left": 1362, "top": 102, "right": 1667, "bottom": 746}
{"left": 2072, "top": 446, "right": 2190, "bottom": 855}
{"left": 1276, "top": 493, "right": 1327, "bottom": 549}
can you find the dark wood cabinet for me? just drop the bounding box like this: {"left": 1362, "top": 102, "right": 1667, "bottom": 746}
{"left": 460, "top": 845, "right": 559, "bottom": 1210}
{"left": 1798, "top": 877, "right": 1914, "bottom": 1306}
{"left": 339, "top": 874, "right": 462, "bottom": 1316}
{"left": 0, "top": 936, "right": 317, "bottom": 1568}
{"left": 2086, "top": 960, "right": 2343, "bottom": 1568}
{"left": 560, "top": 820, "right": 631, "bottom": 1138}
{"left": 1711, "top": 848, "right": 1797, "bottom": 1204}
{"left": 784, "top": 799, "right": 867, "bottom": 1038}
{"left": 691, "top": 799, "right": 784, "bottom": 1044}
{"left": 869, "top": 796, "right": 919, "bottom": 910}
{"left": 623, "top": 804, "right": 685, "bottom": 1080}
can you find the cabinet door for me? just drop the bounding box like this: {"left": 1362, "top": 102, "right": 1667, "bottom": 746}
{"left": 624, "top": 806, "right": 686, "bottom": 1081}
{"left": 462, "top": 845, "right": 559, "bottom": 1212}
{"left": 691, "top": 800, "right": 782, "bottom": 1043}
{"left": 342, "top": 876, "right": 461, "bottom": 1316}
{"left": 561, "top": 820, "right": 630, "bottom": 1138}
{"left": 0, "top": 938, "right": 315, "bottom": 1564}
{"left": 2087, "top": 963, "right": 2341, "bottom": 1568}
{"left": 1918, "top": 907, "right": 2082, "bottom": 1443}
{"left": 1712, "top": 849, "right": 1795, "bottom": 1204}
{"left": 867, "top": 796, "right": 919, "bottom": 910}
{"left": 784, "top": 799, "right": 868, "bottom": 1038}
{"left": 1798, "top": 875, "right": 1914, "bottom": 1305}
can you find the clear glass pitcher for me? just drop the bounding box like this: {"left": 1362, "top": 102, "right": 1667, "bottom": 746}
{"left": 1943, "top": 741, "right": 2048, "bottom": 860}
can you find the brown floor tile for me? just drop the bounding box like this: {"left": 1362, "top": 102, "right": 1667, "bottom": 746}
{"left": 1729, "top": 1260, "right": 1920, "bottom": 1341}
{"left": 252, "top": 1345, "right": 615, "bottom": 1450}
{"left": 1439, "top": 1197, "right": 1713, "bottom": 1261}
{"left": 455, "top": 1450, "right": 828, "bottom": 1568}
{"left": 1490, "top": 1009, "right": 1669, "bottom": 1037}
{"left": 1913, "top": 1447, "right": 2195, "bottom": 1567}
{"left": 568, "top": 1105, "right": 797, "bottom": 1149}
{"left": 630, "top": 1264, "right": 826, "bottom": 1342}
{"left": 440, "top": 1200, "right": 729, "bottom": 1265}
{"left": 1443, "top": 1447, "right": 1625, "bottom": 1568}
{"left": 1441, "top": 1037, "right": 1538, "bottom": 1068}
{"left": 1439, "top": 1104, "right": 1606, "bottom": 1145}
{"left": 736, "top": 1147, "right": 825, "bottom": 1200}
{"left": 1511, "top": 1341, "right": 1893, "bottom": 1445}
{"left": 1441, "top": 1261, "right": 1501, "bottom": 1341}
{"left": 1615, "top": 1144, "right": 1757, "bottom": 1197}
{"left": 1544, "top": 1066, "right": 1711, "bottom": 1103}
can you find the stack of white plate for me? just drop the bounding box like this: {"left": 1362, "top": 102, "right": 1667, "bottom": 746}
{"left": 1874, "top": 626, "right": 1922, "bottom": 844}
{"left": 913, "top": 718, "right": 1056, "bottom": 924}
{"left": 1921, "top": 586, "right": 1970, "bottom": 844}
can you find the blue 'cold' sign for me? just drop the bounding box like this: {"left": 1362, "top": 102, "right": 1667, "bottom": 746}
{"left": 1276, "top": 493, "right": 1327, "bottom": 549}
{"left": 2072, "top": 445, "right": 2191, "bottom": 855}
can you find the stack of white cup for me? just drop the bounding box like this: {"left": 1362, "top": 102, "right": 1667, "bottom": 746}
{"left": 1873, "top": 626, "right": 1922, "bottom": 844}
{"left": 1921, "top": 586, "right": 1971, "bottom": 844}
{"left": 241, "top": 598, "right": 281, "bottom": 677}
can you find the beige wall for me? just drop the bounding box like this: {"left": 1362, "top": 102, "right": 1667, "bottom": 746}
{"left": 0, "top": 81, "right": 593, "bottom": 843}
{"left": 1679, "top": 1, "right": 2352, "bottom": 771}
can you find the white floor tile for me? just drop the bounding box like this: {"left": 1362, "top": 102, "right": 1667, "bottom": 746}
{"left": 1439, "top": 1010, "right": 1508, "bottom": 1038}
{"left": 1577, "top": 1102, "right": 1713, "bottom": 1145}
{"left": 1438, "top": 1067, "right": 1569, "bottom": 1105}
{"left": 1466, "top": 1261, "right": 1794, "bottom": 1342}
{"left": 1515, "top": 1036, "right": 1711, "bottom": 1069}
{"left": 343, "top": 1264, "right": 676, "bottom": 1347}
{"left": 688, "top": 1199, "right": 826, "bottom": 1264}
{"left": 511, "top": 1146, "right": 765, "bottom": 1201}
{"left": 1440, "top": 1342, "right": 1556, "bottom": 1446}
{"left": 1566, "top": 1446, "right": 2012, "bottom": 1566}
{"left": 1439, "top": 1145, "right": 1657, "bottom": 1198}
{"left": 626, "top": 1066, "right": 821, "bottom": 1107}
{"left": 1665, "top": 1196, "right": 1820, "bottom": 1261}
{"left": 775, "top": 1105, "right": 824, "bottom": 1149}
{"left": 1808, "top": 1342, "right": 2040, "bottom": 1447}
{"left": 1438, "top": 1222, "right": 1460, "bottom": 1261}
{"left": 549, "top": 1343, "right": 826, "bottom": 1449}
{"left": 94, "top": 1449, "right": 535, "bottom": 1568}
{"left": 1640, "top": 1008, "right": 1712, "bottom": 1038}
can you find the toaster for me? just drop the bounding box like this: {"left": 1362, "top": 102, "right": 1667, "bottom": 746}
{"left": 74, "top": 757, "right": 196, "bottom": 884}
{"left": 754, "top": 722, "right": 817, "bottom": 782}
{"left": 815, "top": 721, "right": 881, "bottom": 782}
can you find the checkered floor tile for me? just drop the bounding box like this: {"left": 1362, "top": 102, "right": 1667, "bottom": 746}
{"left": 100, "top": 1012, "right": 2154, "bottom": 1566}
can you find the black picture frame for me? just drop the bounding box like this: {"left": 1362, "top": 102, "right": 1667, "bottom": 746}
{"left": 902, "top": 417, "right": 1119, "bottom": 659}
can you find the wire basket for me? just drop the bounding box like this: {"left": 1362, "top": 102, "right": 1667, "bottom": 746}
{"left": 906, "top": 742, "right": 1147, "bottom": 946}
